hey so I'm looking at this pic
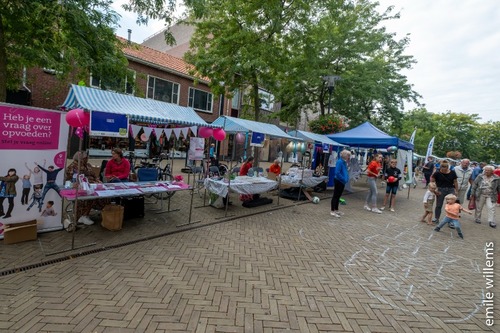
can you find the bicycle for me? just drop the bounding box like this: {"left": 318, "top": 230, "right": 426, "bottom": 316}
{"left": 134, "top": 153, "right": 175, "bottom": 200}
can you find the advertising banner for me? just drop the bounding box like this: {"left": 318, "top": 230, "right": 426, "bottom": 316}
{"left": 90, "top": 110, "right": 128, "bottom": 138}
{"left": 0, "top": 103, "right": 69, "bottom": 237}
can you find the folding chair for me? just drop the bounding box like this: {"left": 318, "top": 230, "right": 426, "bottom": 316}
{"left": 137, "top": 168, "right": 160, "bottom": 204}
{"left": 209, "top": 166, "right": 221, "bottom": 178}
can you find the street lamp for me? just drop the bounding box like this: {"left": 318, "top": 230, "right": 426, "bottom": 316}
{"left": 322, "top": 75, "right": 341, "bottom": 114}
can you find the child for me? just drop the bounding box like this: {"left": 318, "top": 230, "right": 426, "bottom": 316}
{"left": 27, "top": 187, "right": 43, "bottom": 212}
{"left": 41, "top": 201, "right": 57, "bottom": 217}
{"left": 381, "top": 159, "right": 402, "bottom": 212}
{"left": 421, "top": 182, "right": 438, "bottom": 225}
{"left": 21, "top": 173, "right": 32, "bottom": 205}
{"left": 434, "top": 194, "right": 472, "bottom": 239}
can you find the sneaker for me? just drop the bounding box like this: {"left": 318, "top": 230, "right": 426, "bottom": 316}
{"left": 448, "top": 223, "right": 455, "bottom": 229}
{"left": 475, "top": 219, "right": 481, "bottom": 224}
{"left": 336, "top": 211, "right": 345, "bottom": 216}
{"left": 432, "top": 218, "right": 438, "bottom": 223}
{"left": 434, "top": 227, "right": 441, "bottom": 232}
{"left": 363, "top": 205, "right": 371, "bottom": 211}
{"left": 458, "top": 232, "right": 464, "bottom": 239}
{"left": 78, "top": 216, "right": 94, "bottom": 225}
{"left": 371, "top": 208, "right": 383, "bottom": 214}
{"left": 390, "top": 208, "right": 395, "bottom": 212}
{"left": 380, "top": 206, "right": 385, "bottom": 211}
{"left": 489, "top": 222, "right": 497, "bottom": 228}
{"left": 330, "top": 211, "right": 340, "bottom": 218}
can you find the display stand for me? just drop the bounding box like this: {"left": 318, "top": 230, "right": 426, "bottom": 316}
{"left": 176, "top": 171, "right": 201, "bottom": 227}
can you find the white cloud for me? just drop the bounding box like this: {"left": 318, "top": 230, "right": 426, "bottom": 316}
{"left": 378, "top": 0, "right": 500, "bottom": 122}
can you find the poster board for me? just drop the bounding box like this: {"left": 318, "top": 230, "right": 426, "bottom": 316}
{"left": 250, "top": 132, "right": 265, "bottom": 147}
{"left": 90, "top": 110, "right": 128, "bottom": 138}
{"left": 188, "top": 137, "right": 205, "bottom": 161}
{"left": 0, "top": 103, "right": 69, "bottom": 237}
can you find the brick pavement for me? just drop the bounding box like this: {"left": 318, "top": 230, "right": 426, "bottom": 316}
{"left": 0, "top": 177, "right": 498, "bottom": 332}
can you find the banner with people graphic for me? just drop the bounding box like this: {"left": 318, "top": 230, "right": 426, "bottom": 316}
{"left": 0, "top": 103, "right": 69, "bottom": 238}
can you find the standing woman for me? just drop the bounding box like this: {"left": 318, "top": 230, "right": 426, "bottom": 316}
{"left": 430, "top": 160, "right": 458, "bottom": 224}
{"left": 331, "top": 150, "right": 351, "bottom": 218}
{"left": 470, "top": 165, "right": 500, "bottom": 228}
{"left": 364, "top": 153, "right": 383, "bottom": 213}
{"left": 0, "top": 168, "right": 20, "bottom": 219}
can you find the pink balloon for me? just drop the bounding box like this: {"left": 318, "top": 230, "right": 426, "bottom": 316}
{"left": 66, "top": 108, "right": 87, "bottom": 127}
{"left": 140, "top": 133, "right": 148, "bottom": 142}
{"left": 198, "top": 127, "right": 213, "bottom": 138}
{"left": 213, "top": 128, "right": 226, "bottom": 141}
{"left": 235, "top": 132, "right": 245, "bottom": 143}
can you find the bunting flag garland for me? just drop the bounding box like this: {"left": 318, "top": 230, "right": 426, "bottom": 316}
{"left": 130, "top": 124, "right": 142, "bottom": 139}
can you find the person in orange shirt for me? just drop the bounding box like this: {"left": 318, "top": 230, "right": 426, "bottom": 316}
{"left": 434, "top": 194, "right": 472, "bottom": 239}
{"left": 268, "top": 159, "right": 281, "bottom": 176}
{"left": 364, "top": 153, "right": 383, "bottom": 213}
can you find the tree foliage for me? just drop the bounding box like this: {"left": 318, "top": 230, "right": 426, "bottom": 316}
{"left": 184, "top": 0, "right": 311, "bottom": 123}
{"left": 396, "top": 109, "right": 499, "bottom": 164}
{"left": 0, "top": 0, "right": 130, "bottom": 102}
{"left": 277, "top": 0, "right": 421, "bottom": 128}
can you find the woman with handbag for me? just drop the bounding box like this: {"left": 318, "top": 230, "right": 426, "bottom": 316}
{"left": 470, "top": 165, "right": 500, "bottom": 228}
{"left": 430, "top": 160, "right": 458, "bottom": 225}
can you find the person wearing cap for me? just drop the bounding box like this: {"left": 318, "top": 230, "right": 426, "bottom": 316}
{"left": 64, "top": 151, "right": 108, "bottom": 225}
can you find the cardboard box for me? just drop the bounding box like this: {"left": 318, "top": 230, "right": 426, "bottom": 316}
{"left": 3, "top": 220, "right": 38, "bottom": 245}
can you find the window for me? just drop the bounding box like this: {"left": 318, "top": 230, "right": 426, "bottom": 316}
{"left": 188, "top": 87, "right": 213, "bottom": 113}
{"left": 147, "top": 76, "right": 179, "bottom": 104}
{"left": 90, "top": 70, "right": 136, "bottom": 95}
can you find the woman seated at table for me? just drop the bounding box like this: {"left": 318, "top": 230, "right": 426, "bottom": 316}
{"left": 64, "top": 151, "right": 109, "bottom": 225}
{"left": 268, "top": 159, "right": 281, "bottom": 176}
{"left": 239, "top": 156, "right": 254, "bottom": 176}
{"left": 105, "top": 148, "right": 131, "bottom": 182}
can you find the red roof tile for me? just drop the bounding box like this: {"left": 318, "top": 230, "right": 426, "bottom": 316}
{"left": 118, "top": 36, "right": 209, "bottom": 83}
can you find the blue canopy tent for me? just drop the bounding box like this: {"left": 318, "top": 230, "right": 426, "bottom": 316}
{"left": 211, "top": 116, "right": 298, "bottom": 140}
{"left": 288, "top": 130, "right": 345, "bottom": 147}
{"left": 61, "top": 84, "right": 217, "bottom": 127}
{"left": 326, "top": 122, "right": 414, "bottom": 150}
{"left": 211, "top": 115, "right": 301, "bottom": 163}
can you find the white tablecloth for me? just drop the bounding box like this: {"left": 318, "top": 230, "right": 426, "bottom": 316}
{"left": 204, "top": 176, "right": 278, "bottom": 197}
{"left": 279, "top": 176, "right": 328, "bottom": 188}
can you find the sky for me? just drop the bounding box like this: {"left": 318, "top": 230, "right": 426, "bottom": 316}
{"left": 112, "top": 0, "right": 500, "bottom": 123}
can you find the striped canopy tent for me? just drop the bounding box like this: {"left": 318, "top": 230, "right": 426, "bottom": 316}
{"left": 211, "top": 116, "right": 298, "bottom": 140}
{"left": 61, "top": 84, "right": 219, "bottom": 127}
{"left": 288, "top": 130, "right": 346, "bottom": 147}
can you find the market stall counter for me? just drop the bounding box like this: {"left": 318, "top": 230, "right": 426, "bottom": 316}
{"left": 204, "top": 176, "right": 278, "bottom": 198}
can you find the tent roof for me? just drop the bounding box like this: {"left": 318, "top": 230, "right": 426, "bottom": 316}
{"left": 211, "top": 116, "right": 298, "bottom": 140}
{"left": 61, "top": 84, "right": 217, "bottom": 127}
{"left": 288, "top": 130, "right": 346, "bottom": 146}
{"left": 327, "top": 122, "right": 414, "bottom": 150}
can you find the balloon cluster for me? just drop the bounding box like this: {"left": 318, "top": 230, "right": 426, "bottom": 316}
{"left": 66, "top": 108, "right": 90, "bottom": 139}
{"left": 198, "top": 127, "right": 226, "bottom": 141}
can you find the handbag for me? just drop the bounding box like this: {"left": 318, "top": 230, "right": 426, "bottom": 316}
{"left": 468, "top": 196, "right": 476, "bottom": 210}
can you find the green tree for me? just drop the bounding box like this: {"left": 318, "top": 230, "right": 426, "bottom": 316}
{"left": 184, "top": 0, "right": 311, "bottom": 123}
{"left": 0, "top": 0, "right": 130, "bottom": 102}
{"left": 474, "top": 121, "right": 500, "bottom": 163}
{"left": 276, "top": 1, "right": 421, "bottom": 129}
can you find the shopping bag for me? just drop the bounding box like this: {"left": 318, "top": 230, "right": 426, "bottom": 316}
{"left": 468, "top": 196, "right": 476, "bottom": 210}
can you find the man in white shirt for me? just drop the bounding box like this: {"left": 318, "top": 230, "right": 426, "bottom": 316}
{"left": 454, "top": 159, "right": 473, "bottom": 204}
